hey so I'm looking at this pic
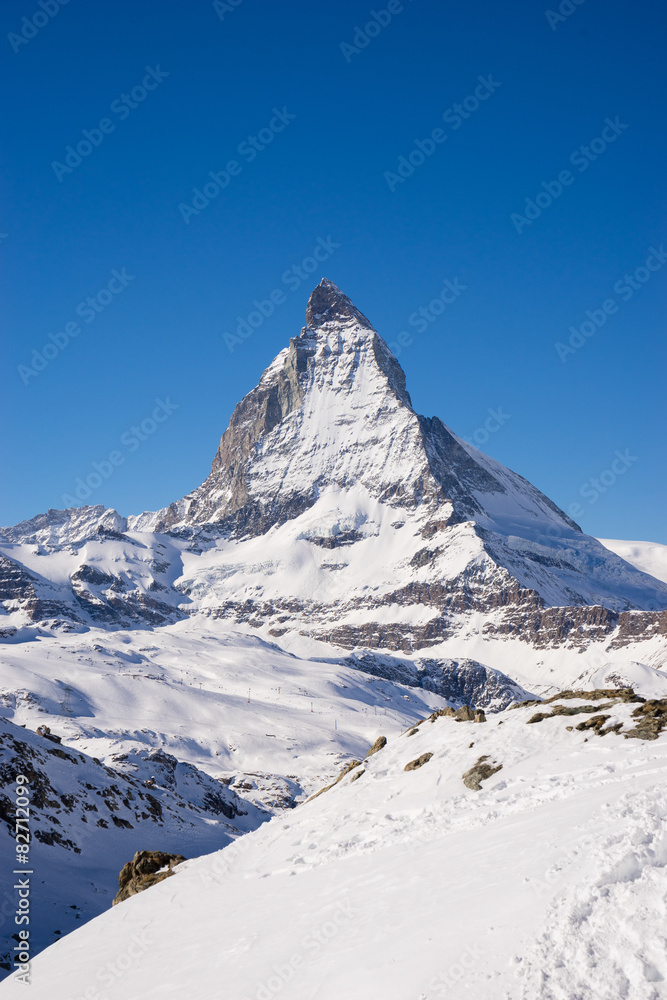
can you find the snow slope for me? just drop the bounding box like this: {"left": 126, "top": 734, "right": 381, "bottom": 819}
{"left": 599, "top": 539, "right": 667, "bottom": 586}
{"left": 4, "top": 693, "right": 665, "bottom": 1000}
{"left": 0, "top": 716, "right": 267, "bottom": 970}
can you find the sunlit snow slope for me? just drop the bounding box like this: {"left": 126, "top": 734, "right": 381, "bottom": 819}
{"left": 5, "top": 694, "right": 666, "bottom": 1000}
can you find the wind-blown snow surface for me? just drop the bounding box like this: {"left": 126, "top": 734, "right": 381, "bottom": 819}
{"left": 599, "top": 539, "right": 667, "bottom": 586}
{"left": 0, "top": 621, "right": 459, "bottom": 967}
{"left": 4, "top": 699, "right": 666, "bottom": 1000}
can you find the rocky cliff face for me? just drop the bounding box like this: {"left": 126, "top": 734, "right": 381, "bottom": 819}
{"left": 131, "top": 279, "right": 581, "bottom": 540}
{"left": 0, "top": 716, "right": 268, "bottom": 972}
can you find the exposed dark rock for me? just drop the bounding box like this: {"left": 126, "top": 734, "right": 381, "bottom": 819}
{"left": 419, "top": 518, "right": 459, "bottom": 539}
{"left": 305, "top": 278, "right": 374, "bottom": 334}
{"left": 610, "top": 610, "right": 667, "bottom": 648}
{"left": 527, "top": 704, "right": 615, "bottom": 724}
{"left": 36, "top": 725, "right": 61, "bottom": 744}
{"left": 410, "top": 548, "right": 440, "bottom": 569}
{"left": 575, "top": 715, "right": 611, "bottom": 733}
{"left": 404, "top": 752, "right": 433, "bottom": 772}
{"left": 365, "top": 736, "right": 387, "bottom": 758}
{"left": 429, "top": 706, "right": 456, "bottom": 721}
{"left": 542, "top": 688, "right": 641, "bottom": 704}
{"left": 485, "top": 605, "right": 619, "bottom": 648}
{"left": 113, "top": 850, "right": 186, "bottom": 905}
{"left": 308, "top": 530, "right": 364, "bottom": 548}
{"left": 307, "top": 760, "right": 363, "bottom": 802}
{"left": 72, "top": 564, "right": 115, "bottom": 587}
{"left": 343, "top": 652, "right": 529, "bottom": 711}
{"left": 624, "top": 699, "right": 667, "bottom": 740}
{"left": 462, "top": 756, "right": 503, "bottom": 791}
{"left": 428, "top": 705, "right": 486, "bottom": 724}
{"left": 513, "top": 688, "right": 641, "bottom": 712}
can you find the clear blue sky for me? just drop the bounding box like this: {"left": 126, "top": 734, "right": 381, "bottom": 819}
{"left": 1, "top": 0, "right": 665, "bottom": 541}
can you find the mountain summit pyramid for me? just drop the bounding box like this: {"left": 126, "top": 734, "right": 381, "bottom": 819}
{"left": 2, "top": 278, "right": 667, "bottom": 653}
{"left": 138, "top": 277, "right": 583, "bottom": 538}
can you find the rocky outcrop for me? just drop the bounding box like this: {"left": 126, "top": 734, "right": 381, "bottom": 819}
{"left": 610, "top": 610, "right": 667, "bottom": 648}
{"left": 307, "top": 759, "right": 363, "bottom": 802}
{"left": 365, "top": 736, "right": 387, "bottom": 758}
{"left": 343, "top": 652, "right": 531, "bottom": 711}
{"left": 514, "top": 689, "right": 666, "bottom": 741}
{"left": 0, "top": 554, "right": 72, "bottom": 622}
{"left": 462, "top": 756, "right": 503, "bottom": 790}
{"left": 113, "top": 850, "right": 186, "bottom": 905}
{"left": 35, "top": 725, "right": 62, "bottom": 744}
{"left": 485, "top": 604, "right": 619, "bottom": 647}
{"left": 0, "top": 719, "right": 266, "bottom": 855}
{"left": 404, "top": 752, "right": 433, "bottom": 772}
{"left": 624, "top": 700, "right": 667, "bottom": 740}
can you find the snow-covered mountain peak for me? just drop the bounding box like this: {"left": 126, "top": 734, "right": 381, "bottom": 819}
{"left": 303, "top": 277, "right": 375, "bottom": 334}
{"left": 2, "top": 280, "right": 667, "bottom": 639}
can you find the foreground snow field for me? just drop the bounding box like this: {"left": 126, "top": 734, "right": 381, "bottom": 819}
{"left": 3, "top": 693, "right": 666, "bottom": 1000}
{"left": 2, "top": 615, "right": 666, "bottom": 979}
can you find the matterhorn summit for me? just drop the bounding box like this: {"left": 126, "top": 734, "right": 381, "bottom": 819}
{"left": 2, "top": 278, "right": 667, "bottom": 655}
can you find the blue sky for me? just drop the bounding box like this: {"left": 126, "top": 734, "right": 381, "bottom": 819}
{"left": 1, "top": 0, "right": 665, "bottom": 541}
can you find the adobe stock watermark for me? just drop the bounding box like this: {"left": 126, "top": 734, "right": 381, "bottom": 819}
{"left": 340, "top": 0, "right": 413, "bottom": 62}
{"left": 8, "top": 0, "right": 71, "bottom": 54}
{"left": 197, "top": 833, "right": 254, "bottom": 888}
{"left": 555, "top": 245, "right": 666, "bottom": 362}
{"left": 510, "top": 117, "right": 628, "bottom": 233}
{"left": 386, "top": 277, "right": 468, "bottom": 359}
{"left": 545, "top": 0, "right": 587, "bottom": 31}
{"left": 179, "top": 107, "right": 296, "bottom": 224}
{"left": 17, "top": 268, "right": 135, "bottom": 385}
{"left": 423, "top": 943, "right": 486, "bottom": 996}
{"left": 383, "top": 75, "right": 501, "bottom": 192}
{"left": 60, "top": 398, "right": 179, "bottom": 507}
{"left": 66, "top": 928, "right": 156, "bottom": 1000}
{"left": 223, "top": 236, "right": 340, "bottom": 352}
{"left": 529, "top": 805, "right": 609, "bottom": 895}
{"left": 213, "top": 0, "right": 245, "bottom": 21}
{"left": 460, "top": 407, "right": 511, "bottom": 449}
{"left": 245, "top": 899, "right": 356, "bottom": 1000}
{"left": 51, "top": 67, "right": 169, "bottom": 182}
{"left": 565, "top": 449, "right": 638, "bottom": 523}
